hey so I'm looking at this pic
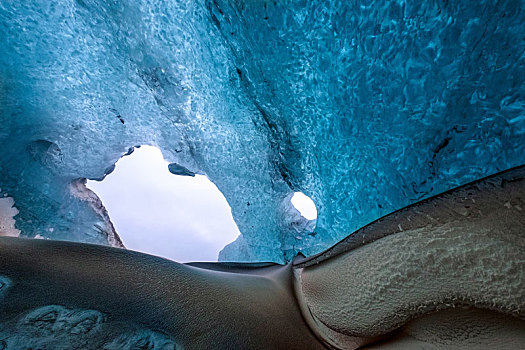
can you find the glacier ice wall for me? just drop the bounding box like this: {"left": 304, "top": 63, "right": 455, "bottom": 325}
{"left": 0, "top": 0, "right": 524, "bottom": 262}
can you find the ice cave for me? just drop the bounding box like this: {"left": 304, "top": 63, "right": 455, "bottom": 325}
{"left": 0, "top": 0, "right": 524, "bottom": 349}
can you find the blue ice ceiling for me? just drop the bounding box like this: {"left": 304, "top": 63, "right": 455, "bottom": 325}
{"left": 0, "top": 0, "right": 524, "bottom": 263}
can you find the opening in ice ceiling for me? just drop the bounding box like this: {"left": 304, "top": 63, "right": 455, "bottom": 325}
{"left": 0, "top": 194, "right": 20, "bottom": 238}
{"left": 86, "top": 145, "right": 241, "bottom": 262}
{"left": 291, "top": 192, "right": 317, "bottom": 221}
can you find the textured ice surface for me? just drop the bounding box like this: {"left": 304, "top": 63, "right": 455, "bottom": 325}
{"left": 363, "top": 309, "right": 525, "bottom": 349}
{"left": 0, "top": 1, "right": 524, "bottom": 262}
{"left": 0, "top": 305, "right": 177, "bottom": 349}
{"left": 296, "top": 165, "right": 525, "bottom": 348}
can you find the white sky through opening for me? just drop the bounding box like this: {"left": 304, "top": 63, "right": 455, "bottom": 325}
{"left": 291, "top": 192, "right": 317, "bottom": 220}
{"left": 87, "top": 145, "right": 240, "bottom": 262}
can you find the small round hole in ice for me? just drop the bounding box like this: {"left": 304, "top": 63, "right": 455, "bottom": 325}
{"left": 291, "top": 192, "right": 317, "bottom": 220}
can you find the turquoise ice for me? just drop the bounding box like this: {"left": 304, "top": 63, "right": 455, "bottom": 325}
{"left": 0, "top": 0, "right": 524, "bottom": 262}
